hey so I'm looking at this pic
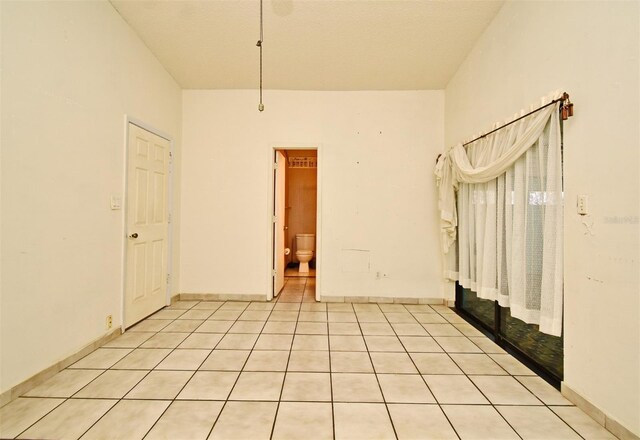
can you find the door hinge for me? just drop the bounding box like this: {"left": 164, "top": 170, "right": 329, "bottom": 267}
{"left": 272, "top": 269, "right": 276, "bottom": 277}
{"left": 168, "top": 213, "right": 172, "bottom": 224}
{"left": 166, "top": 274, "right": 171, "bottom": 284}
{"left": 273, "top": 162, "right": 278, "bottom": 170}
{"left": 272, "top": 215, "right": 277, "bottom": 223}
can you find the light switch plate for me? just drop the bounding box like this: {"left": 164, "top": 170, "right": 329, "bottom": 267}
{"left": 110, "top": 195, "right": 122, "bottom": 210}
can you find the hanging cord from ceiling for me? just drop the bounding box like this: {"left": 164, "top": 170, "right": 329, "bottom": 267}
{"left": 256, "top": 0, "right": 264, "bottom": 112}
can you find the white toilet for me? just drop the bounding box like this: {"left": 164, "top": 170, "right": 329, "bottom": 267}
{"left": 295, "top": 233, "right": 315, "bottom": 273}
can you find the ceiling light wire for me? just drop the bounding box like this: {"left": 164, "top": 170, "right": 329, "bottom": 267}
{"left": 257, "top": 0, "right": 264, "bottom": 112}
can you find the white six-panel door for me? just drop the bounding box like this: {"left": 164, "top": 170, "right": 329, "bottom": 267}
{"left": 124, "top": 123, "right": 170, "bottom": 328}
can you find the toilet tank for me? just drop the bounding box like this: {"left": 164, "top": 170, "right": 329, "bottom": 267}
{"left": 296, "top": 234, "right": 315, "bottom": 252}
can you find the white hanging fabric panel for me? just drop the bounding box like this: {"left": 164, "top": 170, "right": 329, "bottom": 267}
{"left": 435, "top": 91, "right": 564, "bottom": 336}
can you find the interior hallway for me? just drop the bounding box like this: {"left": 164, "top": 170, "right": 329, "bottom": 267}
{"left": 0, "top": 277, "right": 615, "bottom": 439}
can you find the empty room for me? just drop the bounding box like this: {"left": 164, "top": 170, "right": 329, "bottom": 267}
{"left": 0, "top": 0, "right": 638, "bottom": 439}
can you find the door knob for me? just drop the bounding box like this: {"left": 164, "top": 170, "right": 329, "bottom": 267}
{"left": 129, "top": 233, "right": 139, "bottom": 239}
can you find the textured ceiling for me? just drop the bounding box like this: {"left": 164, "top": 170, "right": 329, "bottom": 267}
{"left": 110, "top": 0, "right": 504, "bottom": 90}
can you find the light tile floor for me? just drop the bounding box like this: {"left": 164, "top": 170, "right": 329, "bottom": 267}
{"left": 0, "top": 277, "right": 618, "bottom": 439}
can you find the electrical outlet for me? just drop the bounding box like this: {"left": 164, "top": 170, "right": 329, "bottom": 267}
{"left": 106, "top": 315, "right": 113, "bottom": 329}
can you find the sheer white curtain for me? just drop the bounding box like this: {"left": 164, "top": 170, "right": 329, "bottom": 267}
{"left": 436, "top": 92, "right": 563, "bottom": 336}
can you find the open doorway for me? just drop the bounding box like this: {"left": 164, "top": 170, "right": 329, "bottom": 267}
{"left": 272, "top": 148, "right": 318, "bottom": 299}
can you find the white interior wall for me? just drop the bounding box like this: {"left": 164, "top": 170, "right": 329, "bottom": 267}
{"left": 444, "top": 1, "right": 639, "bottom": 435}
{"left": 180, "top": 90, "right": 444, "bottom": 300}
{"left": 0, "top": 1, "right": 182, "bottom": 393}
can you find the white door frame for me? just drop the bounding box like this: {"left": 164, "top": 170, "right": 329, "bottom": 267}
{"left": 121, "top": 115, "right": 174, "bottom": 332}
{"left": 267, "top": 144, "right": 322, "bottom": 302}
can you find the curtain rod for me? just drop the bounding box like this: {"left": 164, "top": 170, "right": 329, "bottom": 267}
{"left": 462, "top": 92, "right": 573, "bottom": 147}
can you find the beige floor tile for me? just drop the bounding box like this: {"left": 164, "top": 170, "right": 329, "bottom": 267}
{"left": 327, "top": 303, "right": 353, "bottom": 312}
{"left": 413, "top": 313, "right": 448, "bottom": 324}
{"left": 262, "top": 321, "right": 297, "bottom": 334}
{"left": 443, "top": 313, "right": 468, "bottom": 324}
{"left": 149, "top": 309, "right": 185, "bottom": 320}
{"left": 244, "top": 350, "right": 290, "bottom": 371}
{"left": 269, "top": 311, "right": 299, "bottom": 321}
{"left": 155, "top": 349, "right": 211, "bottom": 370}
{"left": 192, "top": 301, "right": 224, "bottom": 310}
{"left": 353, "top": 304, "right": 381, "bottom": 312}
{"left": 384, "top": 312, "right": 417, "bottom": 323}
{"left": 17, "top": 398, "right": 115, "bottom": 440}
{"left": 177, "top": 371, "right": 239, "bottom": 400}
{"left": 75, "top": 370, "right": 147, "bottom": 398}
{"left": 209, "top": 401, "right": 278, "bottom": 440}
{"left": 364, "top": 335, "right": 405, "bottom": 352}
{"left": 129, "top": 319, "right": 172, "bottom": 332}
{"left": 550, "top": 406, "right": 617, "bottom": 440}
{"left": 392, "top": 323, "right": 430, "bottom": 336}
{"left": 216, "top": 333, "right": 259, "bottom": 350}
{"left": 210, "top": 310, "right": 243, "bottom": 321}
{"left": 145, "top": 401, "right": 223, "bottom": 440}
{"left": 69, "top": 348, "right": 132, "bottom": 369}
{"left": 489, "top": 353, "right": 536, "bottom": 375}
{"left": 238, "top": 310, "right": 270, "bottom": 321}
{"left": 410, "top": 353, "right": 463, "bottom": 374}
{"left": 254, "top": 334, "right": 293, "bottom": 350}
{"left": 435, "top": 336, "right": 483, "bottom": 353}
{"left": 430, "top": 305, "right": 454, "bottom": 314}
{"left": 112, "top": 348, "right": 171, "bottom": 370}
{"left": 178, "top": 309, "right": 214, "bottom": 320}
{"left": 450, "top": 353, "right": 508, "bottom": 375}
{"left": 470, "top": 375, "right": 543, "bottom": 405}
{"left": 161, "top": 319, "right": 204, "bottom": 333}
{"left": 399, "top": 336, "right": 443, "bottom": 352}
{"left": 454, "top": 323, "right": 486, "bottom": 337}
{"left": 442, "top": 404, "right": 519, "bottom": 439}
{"left": 0, "top": 398, "right": 64, "bottom": 439}
{"left": 388, "top": 403, "right": 458, "bottom": 440}
{"left": 228, "top": 320, "right": 265, "bottom": 334}
{"left": 295, "top": 322, "right": 328, "bottom": 334}
{"left": 300, "top": 303, "right": 326, "bottom": 312}
{"left": 272, "top": 402, "right": 333, "bottom": 440}
{"left": 379, "top": 304, "right": 407, "bottom": 312}
{"left": 24, "top": 369, "right": 102, "bottom": 397}
{"left": 273, "top": 303, "right": 301, "bottom": 311}
{"left": 178, "top": 333, "right": 224, "bottom": 349}
{"left": 423, "top": 323, "right": 464, "bottom": 336}
{"left": 298, "top": 311, "right": 327, "bottom": 322}
{"left": 218, "top": 302, "right": 250, "bottom": 311}
{"left": 81, "top": 399, "right": 170, "bottom": 440}
{"left": 334, "top": 403, "right": 395, "bottom": 440}
{"left": 247, "top": 302, "right": 276, "bottom": 311}
{"left": 469, "top": 336, "right": 506, "bottom": 353}
{"left": 328, "top": 322, "right": 361, "bottom": 335}
{"left": 167, "top": 300, "right": 199, "bottom": 310}
{"left": 378, "top": 374, "right": 435, "bottom": 403}
{"left": 330, "top": 335, "right": 367, "bottom": 351}
{"left": 292, "top": 334, "right": 328, "bottom": 350}
{"left": 140, "top": 332, "right": 189, "bottom": 348}
{"left": 281, "top": 372, "right": 332, "bottom": 401}
{"left": 229, "top": 372, "right": 285, "bottom": 400}
{"left": 125, "top": 370, "right": 192, "bottom": 399}
{"left": 328, "top": 312, "right": 358, "bottom": 323}
{"left": 355, "top": 312, "right": 387, "bottom": 323}
{"left": 287, "top": 350, "right": 330, "bottom": 372}
{"left": 405, "top": 305, "right": 437, "bottom": 312}
{"left": 370, "top": 352, "right": 418, "bottom": 374}
{"left": 516, "top": 376, "right": 572, "bottom": 405}
{"left": 497, "top": 406, "right": 581, "bottom": 439}
{"left": 199, "top": 350, "right": 250, "bottom": 371}
{"left": 196, "top": 320, "right": 234, "bottom": 333}
{"left": 104, "top": 331, "right": 155, "bottom": 348}
{"left": 360, "top": 322, "right": 395, "bottom": 335}
{"left": 423, "top": 374, "right": 489, "bottom": 404}
{"left": 332, "top": 373, "right": 383, "bottom": 402}
{"left": 331, "top": 351, "right": 374, "bottom": 373}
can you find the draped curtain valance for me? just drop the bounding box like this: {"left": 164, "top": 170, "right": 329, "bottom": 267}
{"left": 435, "top": 91, "right": 564, "bottom": 336}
